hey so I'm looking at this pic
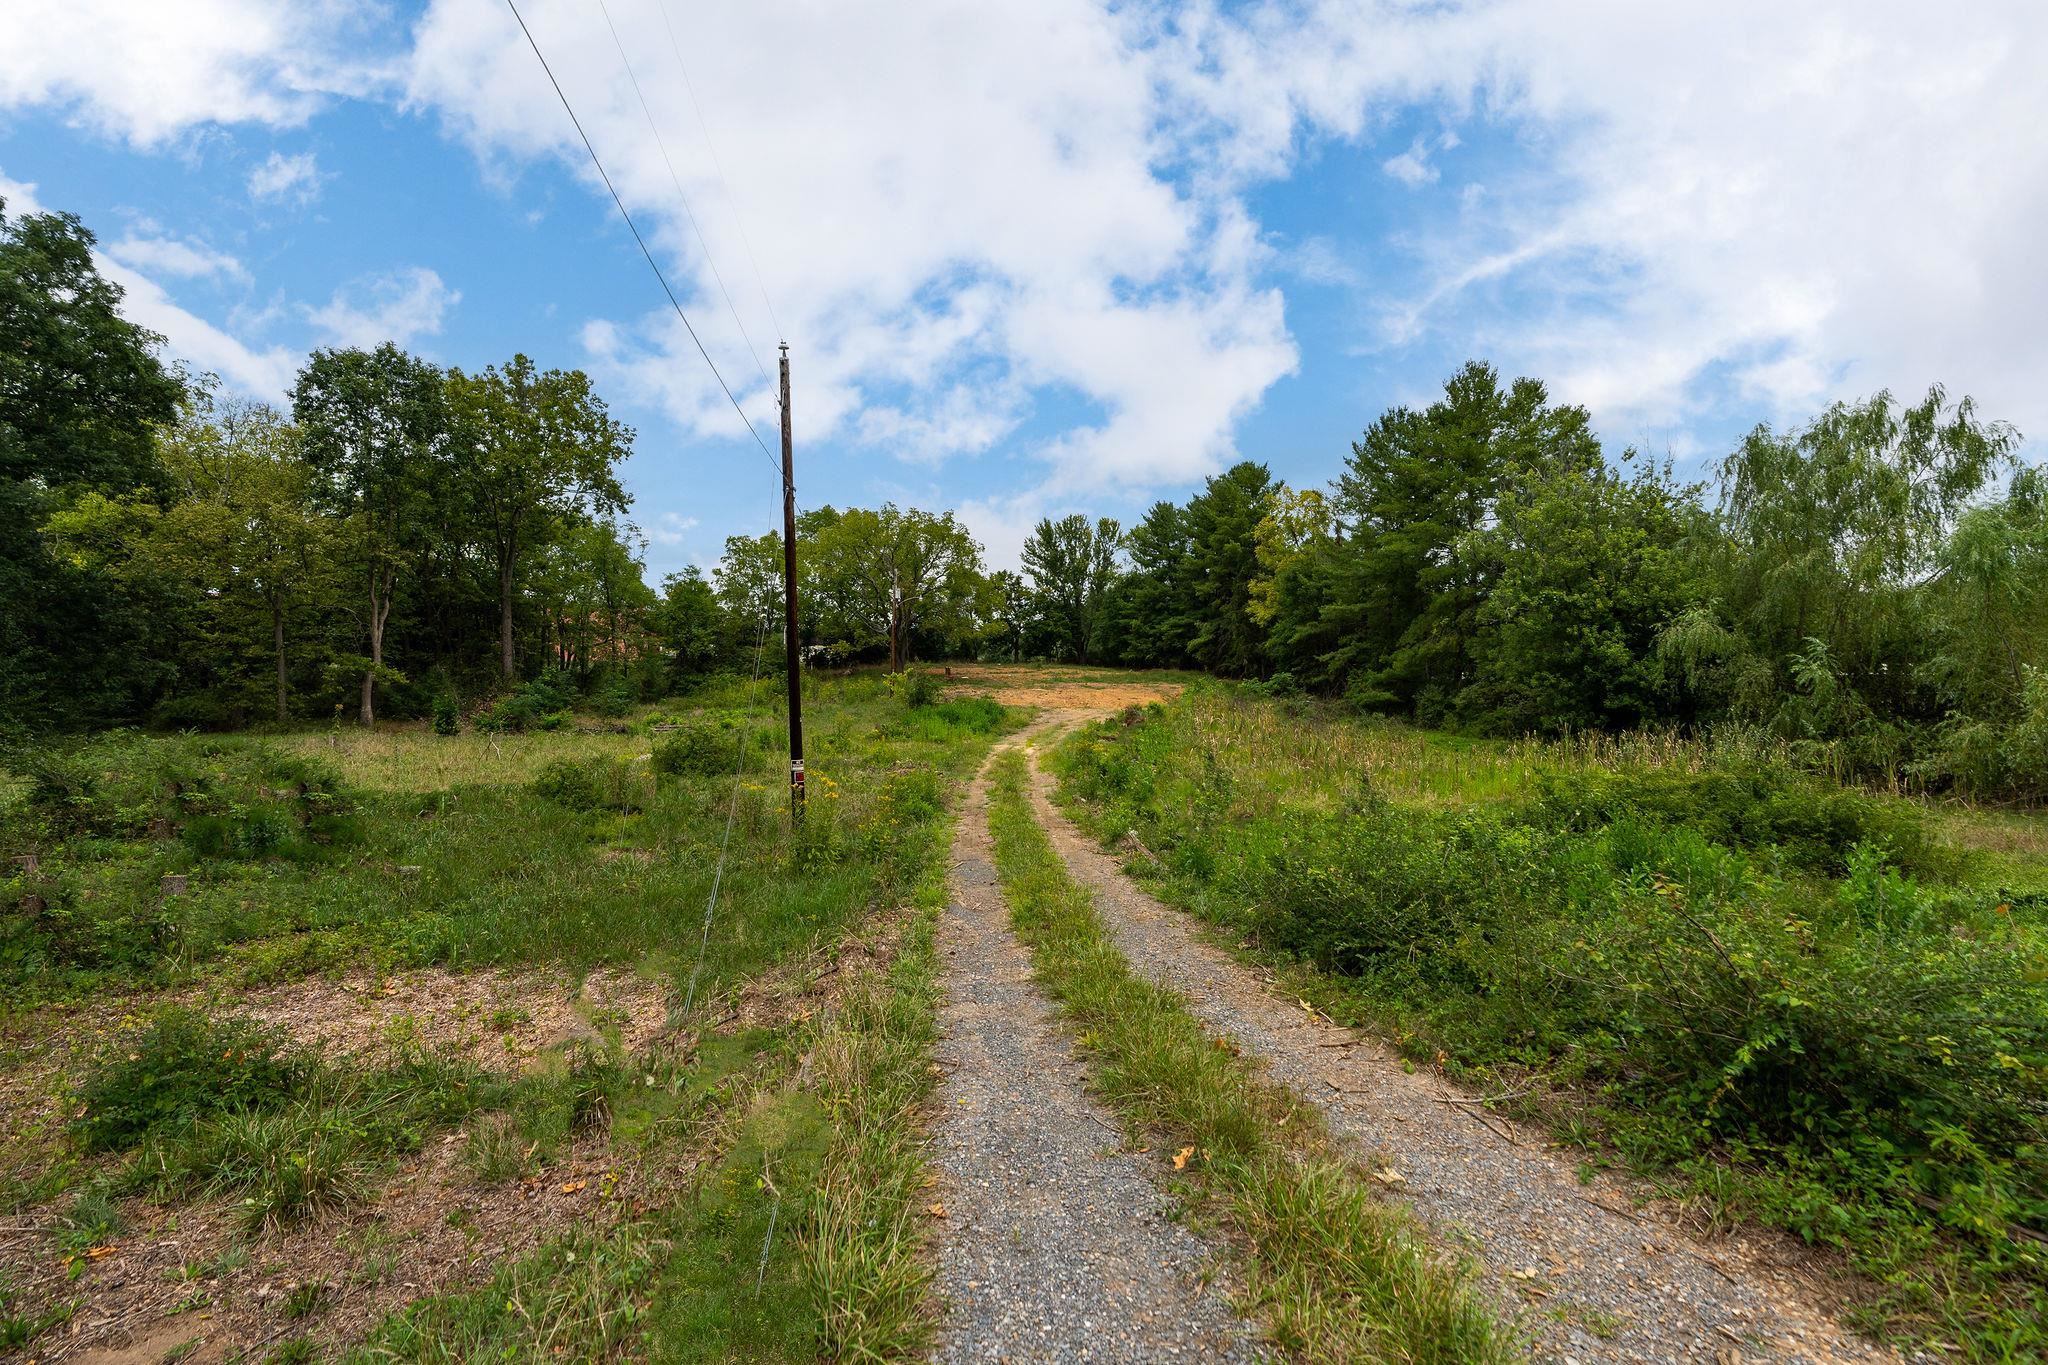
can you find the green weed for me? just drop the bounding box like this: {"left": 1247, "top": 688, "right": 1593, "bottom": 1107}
{"left": 75, "top": 1006, "right": 310, "bottom": 1152}
{"left": 1054, "top": 688, "right": 2048, "bottom": 1359}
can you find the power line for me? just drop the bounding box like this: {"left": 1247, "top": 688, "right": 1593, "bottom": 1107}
{"left": 503, "top": 0, "right": 784, "bottom": 491}
{"left": 653, "top": 0, "right": 786, "bottom": 347}
{"left": 593, "top": 0, "right": 776, "bottom": 400}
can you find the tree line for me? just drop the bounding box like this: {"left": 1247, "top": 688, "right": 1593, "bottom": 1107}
{"left": 1079, "top": 362, "right": 2048, "bottom": 799}
{"left": 6, "top": 196, "right": 2044, "bottom": 796}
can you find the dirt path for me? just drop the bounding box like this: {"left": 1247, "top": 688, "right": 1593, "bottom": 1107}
{"left": 926, "top": 722, "right": 1263, "bottom": 1363}
{"left": 1018, "top": 731, "right": 1909, "bottom": 1365}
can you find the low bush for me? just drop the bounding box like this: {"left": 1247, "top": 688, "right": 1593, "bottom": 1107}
{"left": 75, "top": 1007, "right": 311, "bottom": 1152}
{"left": 0, "top": 869, "right": 169, "bottom": 974}
{"left": 1532, "top": 763, "right": 1955, "bottom": 879}
{"left": 530, "top": 759, "right": 603, "bottom": 812}
{"left": 530, "top": 758, "right": 648, "bottom": 814}
{"left": 431, "top": 693, "right": 461, "bottom": 736}
{"left": 589, "top": 676, "right": 636, "bottom": 719}
{"left": 11, "top": 732, "right": 351, "bottom": 857}
{"left": 133, "top": 1058, "right": 504, "bottom": 1229}
{"left": 896, "top": 669, "right": 943, "bottom": 709}
{"left": 475, "top": 669, "right": 581, "bottom": 734}
{"left": 652, "top": 722, "right": 735, "bottom": 781}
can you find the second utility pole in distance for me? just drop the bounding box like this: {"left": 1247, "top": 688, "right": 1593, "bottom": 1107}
{"left": 779, "top": 342, "right": 805, "bottom": 823}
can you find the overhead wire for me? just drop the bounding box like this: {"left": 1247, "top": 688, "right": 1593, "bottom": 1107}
{"left": 503, "top": 2, "right": 799, "bottom": 1020}
{"left": 652, "top": 0, "right": 787, "bottom": 348}
{"left": 593, "top": 0, "right": 776, "bottom": 400}
{"left": 502, "top": 0, "right": 786, "bottom": 494}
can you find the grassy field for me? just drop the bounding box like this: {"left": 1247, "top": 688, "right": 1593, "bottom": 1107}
{"left": 0, "top": 671, "right": 1021, "bottom": 1362}
{"left": 1053, "top": 682, "right": 2048, "bottom": 1362}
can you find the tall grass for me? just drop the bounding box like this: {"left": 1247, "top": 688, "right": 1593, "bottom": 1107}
{"left": 1055, "top": 687, "right": 2048, "bottom": 1361}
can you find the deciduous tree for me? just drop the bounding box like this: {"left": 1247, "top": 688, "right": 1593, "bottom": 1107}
{"left": 1021, "top": 514, "right": 1122, "bottom": 662}
{"left": 293, "top": 343, "right": 449, "bottom": 725}
{"left": 447, "top": 355, "right": 632, "bottom": 682}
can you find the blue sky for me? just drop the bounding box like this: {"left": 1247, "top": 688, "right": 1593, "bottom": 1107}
{"left": 5, "top": 0, "right": 2043, "bottom": 579}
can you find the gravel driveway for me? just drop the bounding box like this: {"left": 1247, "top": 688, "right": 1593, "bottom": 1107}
{"left": 925, "top": 726, "right": 1264, "bottom": 1363}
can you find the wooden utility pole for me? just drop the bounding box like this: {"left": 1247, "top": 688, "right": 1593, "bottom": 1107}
{"left": 779, "top": 343, "right": 806, "bottom": 822}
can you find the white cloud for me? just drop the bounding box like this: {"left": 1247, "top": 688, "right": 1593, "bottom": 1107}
{"left": 1169, "top": 0, "right": 2048, "bottom": 442}
{"left": 305, "top": 267, "right": 460, "bottom": 349}
{"left": 105, "top": 231, "right": 249, "bottom": 283}
{"left": 0, "top": 0, "right": 392, "bottom": 147}
{"left": 248, "top": 150, "right": 325, "bottom": 206}
{"left": 644, "top": 512, "right": 700, "bottom": 547}
{"left": 8, "top": 0, "right": 2048, "bottom": 506}
{"left": 105, "top": 263, "right": 298, "bottom": 396}
{"left": 1381, "top": 138, "right": 1438, "bottom": 187}
{"left": 3, "top": 171, "right": 293, "bottom": 396}
{"left": 406, "top": 0, "right": 1296, "bottom": 499}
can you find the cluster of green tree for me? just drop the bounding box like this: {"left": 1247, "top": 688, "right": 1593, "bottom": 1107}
{"left": 1086, "top": 362, "right": 2048, "bottom": 798}
{"left": 4, "top": 196, "right": 645, "bottom": 731}
{"left": 11, "top": 194, "right": 2044, "bottom": 795}
{"left": 2, "top": 194, "right": 1109, "bottom": 730}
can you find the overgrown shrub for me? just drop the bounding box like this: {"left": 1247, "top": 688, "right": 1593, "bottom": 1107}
{"left": 530, "top": 759, "right": 603, "bottom": 812}
{"left": 14, "top": 733, "right": 351, "bottom": 857}
{"left": 475, "top": 670, "right": 580, "bottom": 733}
{"left": 897, "top": 669, "right": 943, "bottom": 708}
{"left": 0, "top": 868, "right": 167, "bottom": 973}
{"left": 651, "top": 722, "right": 734, "bottom": 780}
{"left": 1249, "top": 804, "right": 1541, "bottom": 987}
{"left": 530, "top": 758, "right": 647, "bottom": 814}
{"left": 1055, "top": 695, "right": 2048, "bottom": 1349}
{"left": 473, "top": 695, "right": 535, "bottom": 733}
{"left": 431, "top": 693, "right": 460, "bottom": 736}
{"left": 1533, "top": 764, "right": 1952, "bottom": 879}
{"left": 588, "top": 676, "right": 635, "bottom": 719}
{"left": 75, "top": 1007, "right": 310, "bottom": 1152}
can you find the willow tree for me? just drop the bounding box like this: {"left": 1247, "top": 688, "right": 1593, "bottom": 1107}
{"left": 1715, "top": 384, "right": 2018, "bottom": 730}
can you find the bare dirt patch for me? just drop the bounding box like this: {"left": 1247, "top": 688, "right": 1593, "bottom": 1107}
{"left": 18, "top": 1123, "right": 654, "bottom": 1364}
{"left": 241, "top": 965, "right": 673, "bottom": 1073}
{"left": 942, "top": 664, "right": 1183, "bottom": 714}
{"left": 0, "top": 967, "right": 675, "bottom": 1363}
